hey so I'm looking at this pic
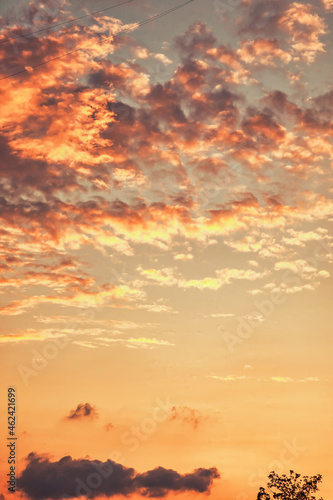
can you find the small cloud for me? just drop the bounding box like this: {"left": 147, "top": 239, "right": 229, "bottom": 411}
{"left": 65, "top": 403, "right": 98, "bottom": 420}
{"left": 248, "top": 289, "right": 263, "bottom": 295}
{"left": 270, "top": 376, "right": 320, "bottom": 383}
{"left": 154, "top": 53, "right": 172, "bottom": 64}
{"left": 209, "top": 313, "right": 235, "bottom": 318}
{"left": 209, "top": 375, "right": 247, "bottom": 382}
{"left": 138, "top": 303, "right": 178, "bottom": 314}
{"left": 127, "top": 337, "right": 174, "bottom": 348}
{"left": 322, "top": 0, "right": 333, "bottom": 11}
{"left": 104, "top": 423, "right": 114, "bottom": 432}
{"left": 169, "top": 406, "right": 203, "bottom": 429}
{"left": 174, "top": 253, "right": 194, "bottom": 261}
{"left": 19, "top": 430, "right": 29, "bottom": 437}
{"left": 271, "top": 377, "right": 293, "bottom": 383}
{"left": 72, "top": 341, "right": 98, "bottom": 349}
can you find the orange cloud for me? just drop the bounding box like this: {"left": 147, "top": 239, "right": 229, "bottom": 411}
{"left": 278, "top": 2, "right": 327, "bottom": 63}
{"left": 136, "top": 265, "right": 268, "bottom": 291}
{"left": 238, "top": 38, "right": 292, "bottom": 66}
{"left": 0, "top": 285, "right": 146, "bottom": 316}
{"left": 322, "top": 0, "right": 333, "bottom": 11}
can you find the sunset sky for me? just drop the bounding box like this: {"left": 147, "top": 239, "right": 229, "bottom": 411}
{"left": 0, "top": 0, "right": 332, "bottom": 499}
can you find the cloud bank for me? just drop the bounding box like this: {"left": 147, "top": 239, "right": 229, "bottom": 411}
{"left": 17, "top": 453, "right": 220, "bottom": 499}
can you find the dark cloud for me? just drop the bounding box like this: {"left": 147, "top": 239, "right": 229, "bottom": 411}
{"left": 261, "top": 91, "right": 301, "bottom": 118}
{"left": 310, "top": 89, "right": 333, "bottom": 118}
{"left": 0, "top": 28, "right": 63, "bottom": 77}
{"left": 66, "top": 403, "right": 98, "bottom": 420}
{"left": 134, "top": 466, "right": 219, "bottom": 497}
{"left": 0, "top": 135, "right": 78, "bottom": 197}
{"left": 300, "top": 108, "right": 333, "bottom": 133}
{"left": 174, "top": 22, "right": 217, "bottom": 58}
{"left": 237, "top": 0, "right": 327, "bottom": 64}
{"left": 146, "top": 83, "right": 188, "bottom": 125}
{"left": 241, "top": 108, "right": 286, "bottom": 146}
{"left": 190, "top": 87, "right": 241, "bottom": 126}
{"left": 237, "top": 0, "right": 289, "bottom": 36}
{"left": 17, "top": 453, "right": 220, "bottom": 500}
{"left": 174, "top": 58, "right": 207, "bottom": 92}
{"left": 87, "top": 61, "right": 144, "bottom": 93}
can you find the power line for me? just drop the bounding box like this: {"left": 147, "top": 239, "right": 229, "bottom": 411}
{"left": 0, "top": 0, "right": 195, "bottom": 82}
{"left": 0, "top": 0, "right": 134, "bottom": 44}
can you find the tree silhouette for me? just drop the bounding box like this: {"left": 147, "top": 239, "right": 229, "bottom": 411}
{"left": 261, "top": 470, "right": 323, "bottom": 500}
{"left": 257, "top": 486, "right": 270, "bottom": 500}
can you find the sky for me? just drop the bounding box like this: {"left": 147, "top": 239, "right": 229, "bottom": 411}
{"left": 0, "top": 0, "right": 332, "bottom": 499}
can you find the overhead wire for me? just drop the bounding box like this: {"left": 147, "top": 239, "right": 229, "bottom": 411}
{"left": 0, "top": 0, "right": 195, "bottom": 82}
{"left": 0, "top": 0, "right": 134, "bottom": 44}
